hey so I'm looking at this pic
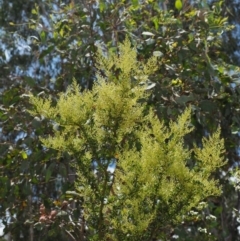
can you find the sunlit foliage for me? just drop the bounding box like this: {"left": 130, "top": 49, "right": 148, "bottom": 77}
{"left": 29, "top": 39, "right": 225, "bottom": 240}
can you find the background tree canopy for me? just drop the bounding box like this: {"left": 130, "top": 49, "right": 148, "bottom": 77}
{"left": 1, "top": 0, "right": 240, "bottom": 240}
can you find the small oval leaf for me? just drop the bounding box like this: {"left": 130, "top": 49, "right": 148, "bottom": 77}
{"left": 175, "top": 0, "right": 182, "bottom": 10}
{"left": 153, "top": 51, "right": 163, "bottom": 57}
{"left": 142, "top": 31, "right": 155, "bottom": 36}
{"left": 21, "top": 151, "right": 28, "bottom": 160}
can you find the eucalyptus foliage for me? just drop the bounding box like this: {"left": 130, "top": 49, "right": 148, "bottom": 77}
{"left": 1, "top": 0, "right": 239, "bottom": 240}
{"left": 29, "top": 39, "right": 225, "bottom": 241}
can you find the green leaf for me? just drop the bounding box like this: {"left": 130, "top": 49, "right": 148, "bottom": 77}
{"left": 2, "top": 88, "right": 20, "bottom": 105}
{"left": 59, "top": 163, "right": 67, "bottom": 177}
{"left": 99, "top": 1, "right": 106, "bottom": 12}
{"left": 59, "top": 28, "right": 64, "bottom": 37}
{"left": 56, "top": 210, "right": 68, "bottom": 217}
{"left": 175, "top": 94, "right": 195, "bottom": 105}
{"left": 131, "top": 0, "right": 139, "bottom": 7}
{"left": 31, "top": 8, "right": 38, "bottom": 15}
{"left": 65, "top": 191, "right": 82, "bottom": 198}
{"left": 34, "top": 222, "right": 44, "bottom": 231}
{"left": 175, "top": 0, "right": 182, "bottom": 10}
{"left": 45, "top": 163, "right": 55, "bottom": 182}
{"left": 39, "top": 45, "right": 55, "bottom": 60}
{"left": 21, "top": 151, "right": 28, "bottom": 159}
{"left": 199, "top": 100, "right": 218, "bottom": 112}
{"left": 40, "top": 31, "right": 46, "bottom": 42}
{"left": 24, "top": 76, "right": 36, "bottom": 87}
{"left": 152, "top": 16, "right": 159, "bottom": 31}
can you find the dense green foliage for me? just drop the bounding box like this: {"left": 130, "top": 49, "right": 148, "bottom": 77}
{"left": 29, "top": 39, "right": 225, "bottom": 240}
{"left": 1, "top": 0, "right": 240, "bottom": 240}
